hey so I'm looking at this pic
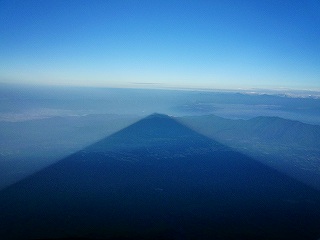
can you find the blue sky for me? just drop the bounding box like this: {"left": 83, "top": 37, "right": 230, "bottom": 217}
{"left": 0, "top": 0, "right": 319, "bottom": 90}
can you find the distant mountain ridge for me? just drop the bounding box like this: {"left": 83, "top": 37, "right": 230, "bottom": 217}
{"left": 178, "top": 114, "right": 320, "bottom": 190}
{"left": 178, "top": 114, "right": 320, "bottom": 149}
{"left": 1, "top": 114, "right": 320, "bottom": 240}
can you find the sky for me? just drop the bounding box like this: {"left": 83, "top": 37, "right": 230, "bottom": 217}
{"left": 0, "top": 0, "right": 320, "bottom": 90}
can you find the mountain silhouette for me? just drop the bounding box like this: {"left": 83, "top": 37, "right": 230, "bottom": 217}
{"left": 1, "top": 114, "right": 320, "bottom": 240}
{"left": 178, "top": 114, "right": 320, "bottom": 189}
{"left": 85, "top": 113, "right": 226, "bottom": 153}
{"left": 179, "top": 114, "right": 320, "bottom": 149}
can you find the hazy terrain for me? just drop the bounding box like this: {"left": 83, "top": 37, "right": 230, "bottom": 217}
{"left": 0, "top": 85, "right": 320, "bottom": 240}
{"left": 1, "top": 85, "right": 320, "bottom": 189}
{"left": 1, "top": 114, "right": 320, "bottom": 240}
{"left": 179, "top": 115, "right": 320, "bottom": 190}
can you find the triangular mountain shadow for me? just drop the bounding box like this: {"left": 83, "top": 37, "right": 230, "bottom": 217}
{"left": 1, "top": 113, "right": 320, "bottom": 240}
{"left": 85, "top": 113, "right": 228, "bottom": 153}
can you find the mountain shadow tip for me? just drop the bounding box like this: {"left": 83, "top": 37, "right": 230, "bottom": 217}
{"left": 145, "top": 113, "right": 172, "bottom": 119}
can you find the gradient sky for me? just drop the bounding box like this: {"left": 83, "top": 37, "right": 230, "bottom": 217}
{"left": 0, "top": 0, "right": 319, "bottom": 90}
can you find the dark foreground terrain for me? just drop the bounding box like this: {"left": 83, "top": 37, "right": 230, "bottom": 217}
{"left": 1, "top": 114, "right": 320, "bottom": 240}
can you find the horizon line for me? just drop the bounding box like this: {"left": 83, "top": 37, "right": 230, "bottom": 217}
{"left": 1, "top": 81, "right": 320, "bottom": 98}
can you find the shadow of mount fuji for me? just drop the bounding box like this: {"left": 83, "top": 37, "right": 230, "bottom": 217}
{"left": 1, "top": 113, "right": 320, "bottom": 240}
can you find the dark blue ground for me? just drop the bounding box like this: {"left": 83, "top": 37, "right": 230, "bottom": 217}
{"left": 1, "top": 114, "right": 320, "bottom": 240}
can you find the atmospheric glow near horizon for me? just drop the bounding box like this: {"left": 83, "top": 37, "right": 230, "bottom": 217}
{"left": 0, "top": 0, "right": 320, "bottom": 90}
